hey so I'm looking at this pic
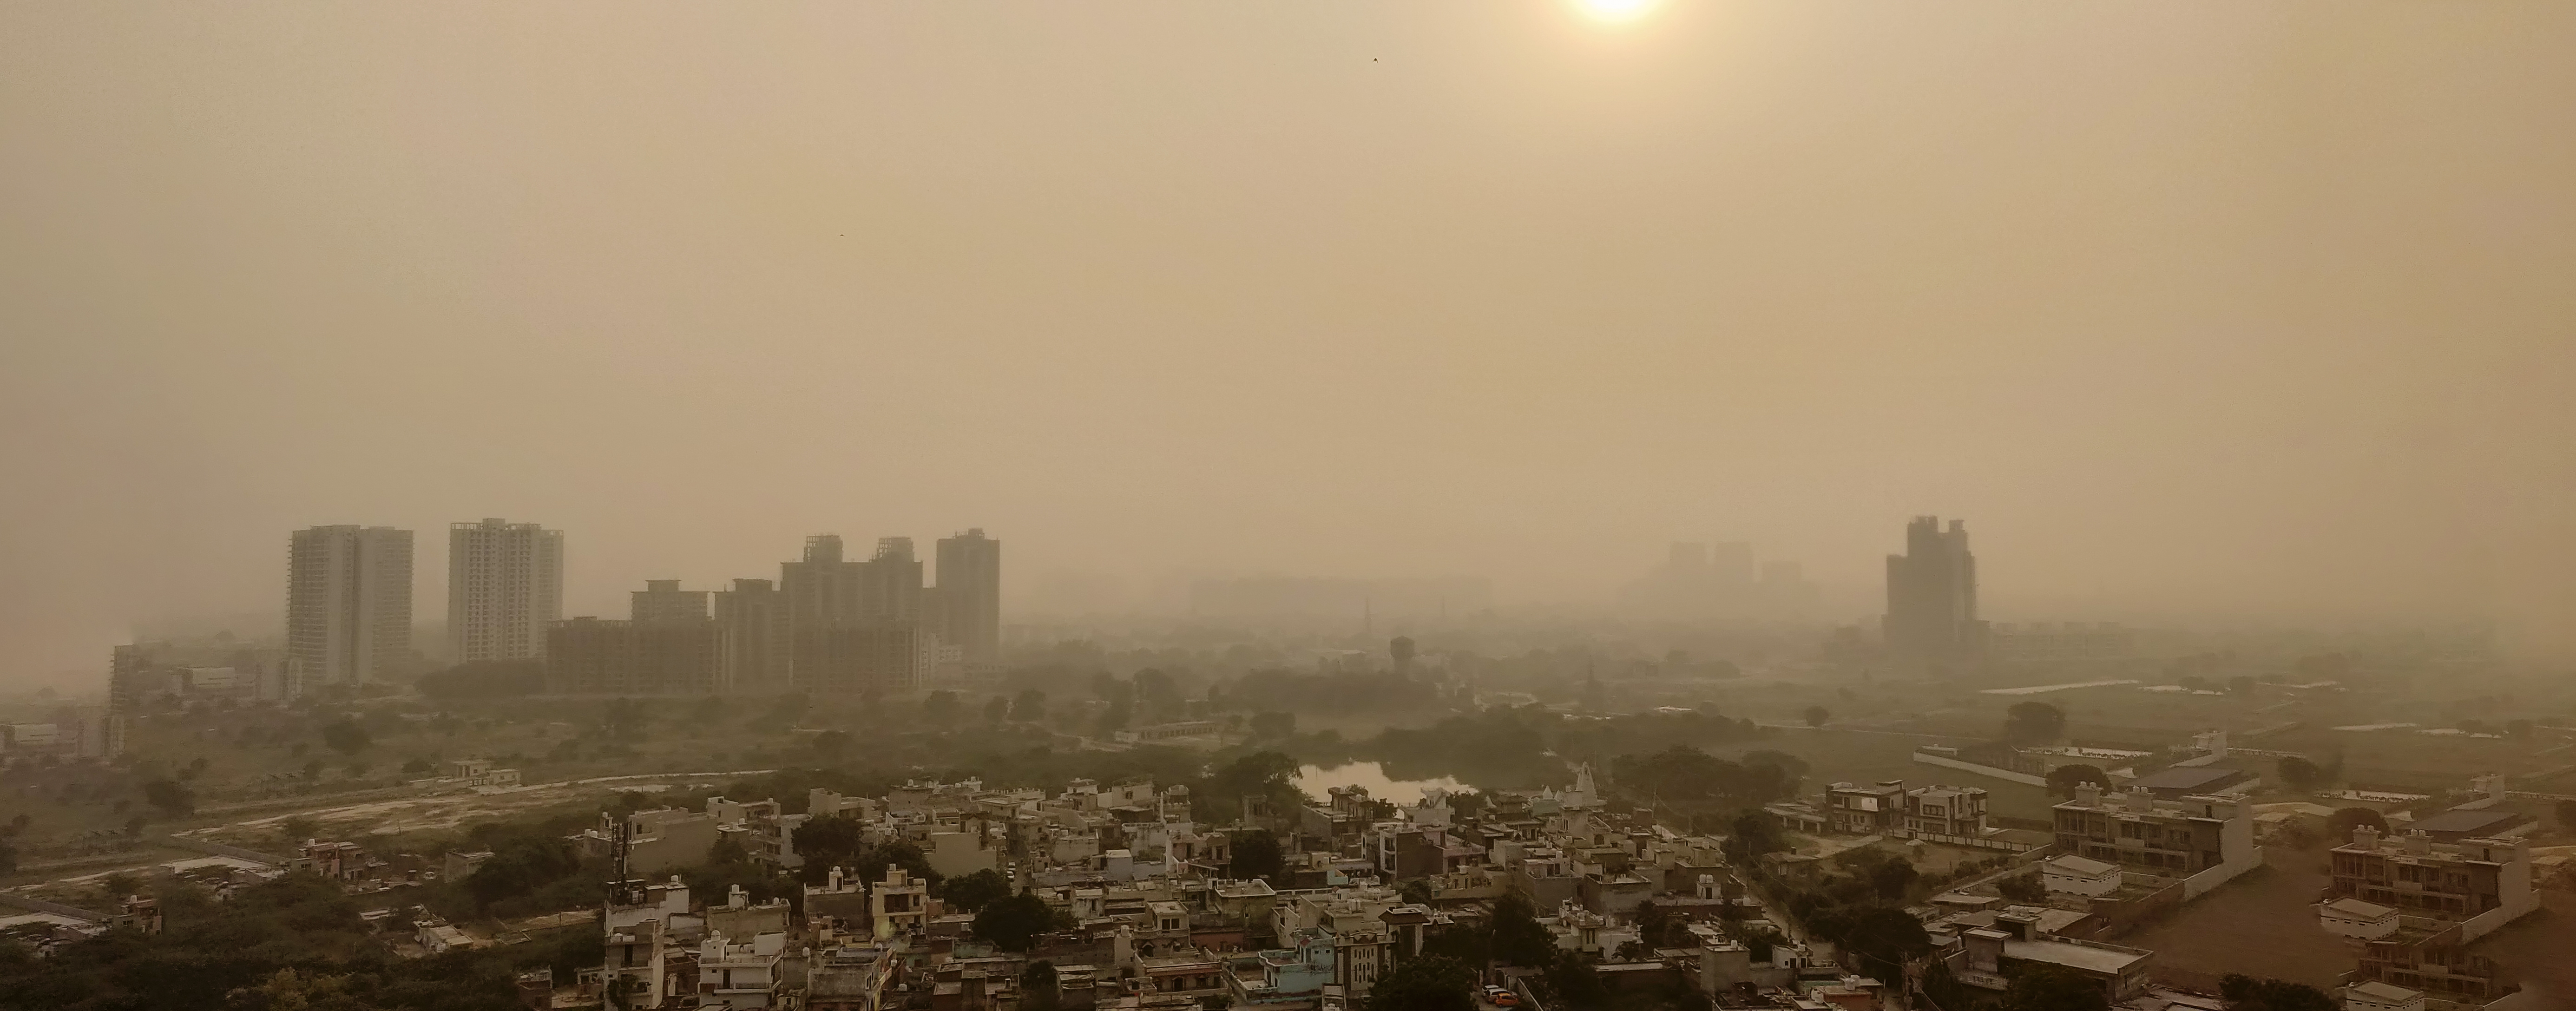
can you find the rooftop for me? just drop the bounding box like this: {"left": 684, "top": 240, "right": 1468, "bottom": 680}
{"left": 2049, "top": 855, "right": 2120, "bottom": 876}
{"left": 2004, "top": 938, "right": 2149, "bottom": 976}
{"left": 2405, "top": 808, "right": 2529, "bottom": 836}
{"left": 2125, "top": 767, "right": 2249, "bottom": 793}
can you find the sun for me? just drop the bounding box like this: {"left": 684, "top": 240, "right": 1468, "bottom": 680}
{"left": 1572, "top": 0, "right": 1663, "bottom": 25}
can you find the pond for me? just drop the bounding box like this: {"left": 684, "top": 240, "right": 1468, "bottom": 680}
{"left": 1292, "top": 762, "right": 1466, "bottom": 802}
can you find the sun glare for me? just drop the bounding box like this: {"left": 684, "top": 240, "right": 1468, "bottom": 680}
{"left": 1573, "top": 0, "right": 1663, "bottom": 25}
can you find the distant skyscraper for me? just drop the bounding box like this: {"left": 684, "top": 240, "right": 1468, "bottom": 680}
{"left": 631, "top": 579, "right": 710, "bottom": 625}
{"left": 713, "top": 578, "right": 790, "bottom": 692}
{"left": 934, "top": 528, "right": 1001, "bottom": 664}
{"left": 287, "top": 525, "right": 414, "bottom": 684}
{"left": 858, "top": 536, "right": 924, "bottom": 621}
{"left": 447, "top": 518, "right": 563, "bottom": 663}
{"left": 1884, "top": 516, "right": 1985, "bottom": 667}
{"left": 781, "top": 533, "right": 862, "bottom": 636}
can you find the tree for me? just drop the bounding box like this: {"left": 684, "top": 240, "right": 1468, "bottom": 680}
{"left": 1363, "top": 955, "right": 1476, "bottom": 1011}
{"left": 1836, "top": 906, "right": 1931, "bottom": 980}
{"left": 1022, "top": 960, "right": 1062, "bottom": 1011}
{"left": 2556, "top": 798, "right": 2576, "bottom": 831}
{"left": 2277, "top": 756, "right": 2323, "bottom": 790}
{"left": 401, "top": 757, "right": 434, "bottom": 775}
{"left": 416, "top": 660, "right": 545, "bottom": 700}
{"left": 1869, "top": 859, "right": 1920, "bottom": 903}
{"left": 983, "top": 696, "right": 1009, "bottom": 724}
{"left": 941, "top": 869, "right": 1014, "bottom": 915}
{"left": 1996, "top": 872, "right": 2047, "bottom": 903}
{"left": 2326, "top": 807, "right": 2388, "bottom": 846}
{"left": 925, "top": 691, "right": 961, "bottom": 728}
{"left": 1248, "top": 711, "right": 1296, "bottom": 740}
{"left": 1010, "top": 690, "right": 1047, "bottom": 722}
{"left": 973, "top": 890, "right": 1056, "bottom": 952}
{"left": 1803, "top": 705, "right": 1830, "bottom": 728}
{"left": 2221, "top": 975, "right": 2338, "bottom": 1011}
{"left": 811, "top": 730, "right": 850, "bottom": 762}
{"left": 2046, "top": 764, "right": 2112, "bottom": 797}
{"left": 1229, "top": 829, "right": 1284, "bottom": 883}
{"left": 1723, "top": 811, "right": 1788, "bottom": 865}
{"left": 707, "top": 835, "right": 751, "bottom": 866}
{"left": 1398, "top": 879, "right": 1434, "bottom": 905}
{"left": 1490, "top": 893, "right": 1558, "bottom": 967}
{"left": 2003, "top": 702, "right": 2066, "bottom": 743}
{"left": 143, "top": 779, "right": 195, "bottom": 817}
{"left": 0, "top": 839, "right": 15, "bottom": 876}
{"left": 318, "top": 720, "right": 371, "bottom": 756}
{"left": 2002, "top": 964, "right": 2109, "bottom": 1011}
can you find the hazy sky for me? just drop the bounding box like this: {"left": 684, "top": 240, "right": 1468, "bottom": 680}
{"left": 4, "top": 1, "right": 2572, "bottom": 681}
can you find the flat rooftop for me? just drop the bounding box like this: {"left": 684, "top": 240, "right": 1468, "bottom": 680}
{"left": 2004, "top": 939, "right": 2149, "bottom": 975}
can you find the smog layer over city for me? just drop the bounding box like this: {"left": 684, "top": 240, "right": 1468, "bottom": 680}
{"left": 2, "top": 4, "right": 2572, "bottom": 1011}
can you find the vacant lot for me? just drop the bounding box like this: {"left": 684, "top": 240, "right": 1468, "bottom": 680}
{"left": 2121, "top": 847, "right": 2354, "bottom": 989}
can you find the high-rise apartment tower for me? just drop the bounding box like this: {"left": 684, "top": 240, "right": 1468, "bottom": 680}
{"left": 934, "top": 528, "right": 1001, "bottom": 664}
{"left": 1883, "top": 516, "right": 1985, "bottom": 667}
{"left": 447, "top": 518, "right": 563, "bottom": 663}
{"left": 287, "top": 525, "right": 414, "bottom": 683}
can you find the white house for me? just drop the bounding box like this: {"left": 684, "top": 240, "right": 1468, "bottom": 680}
{"left": 2318, "top": 898, "right": 2400, "bottom": 940}
{"left": 2343, "top": 981, "right": 2424, "bottom": 1011}
{"left": 2042, "top": 854, "right": 2123, "bottom": 898}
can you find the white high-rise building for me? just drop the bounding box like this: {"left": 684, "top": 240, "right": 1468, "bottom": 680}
{"left": 287, "top": 525, "right": 414, "bottom": 684}
{"left": 447, "top": 518, "right": 564, "bottom": 663}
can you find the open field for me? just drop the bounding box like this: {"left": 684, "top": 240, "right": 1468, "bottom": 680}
{"left": 2120, "top": 847, "right": 2353, "bottom": 988}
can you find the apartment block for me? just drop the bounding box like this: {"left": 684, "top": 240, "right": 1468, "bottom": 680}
{"left": 447, "top": 519, "right": 563, "bottom": 663}
{"left": 2050, "top": 784, "right": 2252, "bottom": 877}
{"left": 790, "top": 622, "right": 921, "bottom": 695}
{"left": 2327, "top": 827, "right": 2535, "bottom": 923}
{"left": 287, "top": 525, "right": 414, "bottom": 684}
{"left": 713, "top": 578, "right": 790, "bottom": 693}
{"left": 933, "top": 528, "right": 1001, "bottom": 664}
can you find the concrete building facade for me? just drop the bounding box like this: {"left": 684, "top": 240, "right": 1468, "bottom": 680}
{"left": 1883, "top": 516, "right": 1984, "bottom": 668}
{"left": 933, "top": 528, "right": 1001, "bottom": 664}
{"left": 447, "top": 518, "right": 563, "bottom": 663}
{"left": 287, "top": 525, "right": 414, "bottom": 684}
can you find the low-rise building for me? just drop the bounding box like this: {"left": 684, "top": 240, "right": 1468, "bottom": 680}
{"left": 2042, "top": 855, "right": 2123, "bottom": 898}
{"left": 2318, "top": 898, "right": 2400, "bottom": 941}
{"left": 2341, "top": 981, "right": 2425, "bottom": 1011}
{"left": 2051, "top": 784, "right": 2254, "bottom": 881}
{"left": 2326, "top": 827, "right": 2536, "bottom": 925}
{"left": 1953, "top": 911, "right": 2152, "bottom": 1004}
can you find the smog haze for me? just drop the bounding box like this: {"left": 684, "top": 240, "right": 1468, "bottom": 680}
{"left": 5, "top": 1, "right": 2573, "bottom": 683}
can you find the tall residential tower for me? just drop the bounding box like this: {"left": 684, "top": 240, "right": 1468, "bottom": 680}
{"left": 1883, "top": 516, "right": 1984, "bottom": 668}
{"left": 933, "top": 528, "right": 1001, "bottom": 665}
{"left": 287, "top": 525, "right": 415, "bottom": 684}
{"left": 447, "top": 518, "right": 563, "bottom": 663}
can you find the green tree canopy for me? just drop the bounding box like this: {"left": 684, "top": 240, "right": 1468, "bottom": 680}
{"left": 318, "top": 720, "right": 371, "bottom": 755}
{"left": 1490, "top": 893, "right": 1558, "bottom": 967}
{"left": 1229, "top": 829, "right": 1284, "bottom": 883}
{"left": 2221, "top": 975, "right": 2337, "bottom": 1011}
{"left": 2046, "top": 764, "right": 2112, "bottom": 797}
{"left": 1363, "top": 955, "right": 1477, "bottom": 1011}
{"left": 973, "top": 891, "right": 1056, "bottom": 952}
{"left": 2003, "top": 964, "right": 2109, "bottom": 1011}
{"left": 2004, "top": 702, "right": 2066, "bottom": 743}
{"left": 2326, "top": 807, "right": 2388, "bottom": 846}
{"left": 940, "top": 869, "right": 1014, "bottom": 915}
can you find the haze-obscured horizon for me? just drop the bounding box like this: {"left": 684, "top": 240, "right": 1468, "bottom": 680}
{"left": 6, "top": 1, "right": 2573, "bottom": 683}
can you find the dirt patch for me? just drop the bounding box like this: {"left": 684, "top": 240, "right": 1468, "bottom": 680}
{"left": 2118, "top": 847, "right": 2355, "bottom": 988}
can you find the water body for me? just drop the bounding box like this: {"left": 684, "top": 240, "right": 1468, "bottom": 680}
{"left": 1293, "top": 762, "right": 1466, "bottom": 802}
